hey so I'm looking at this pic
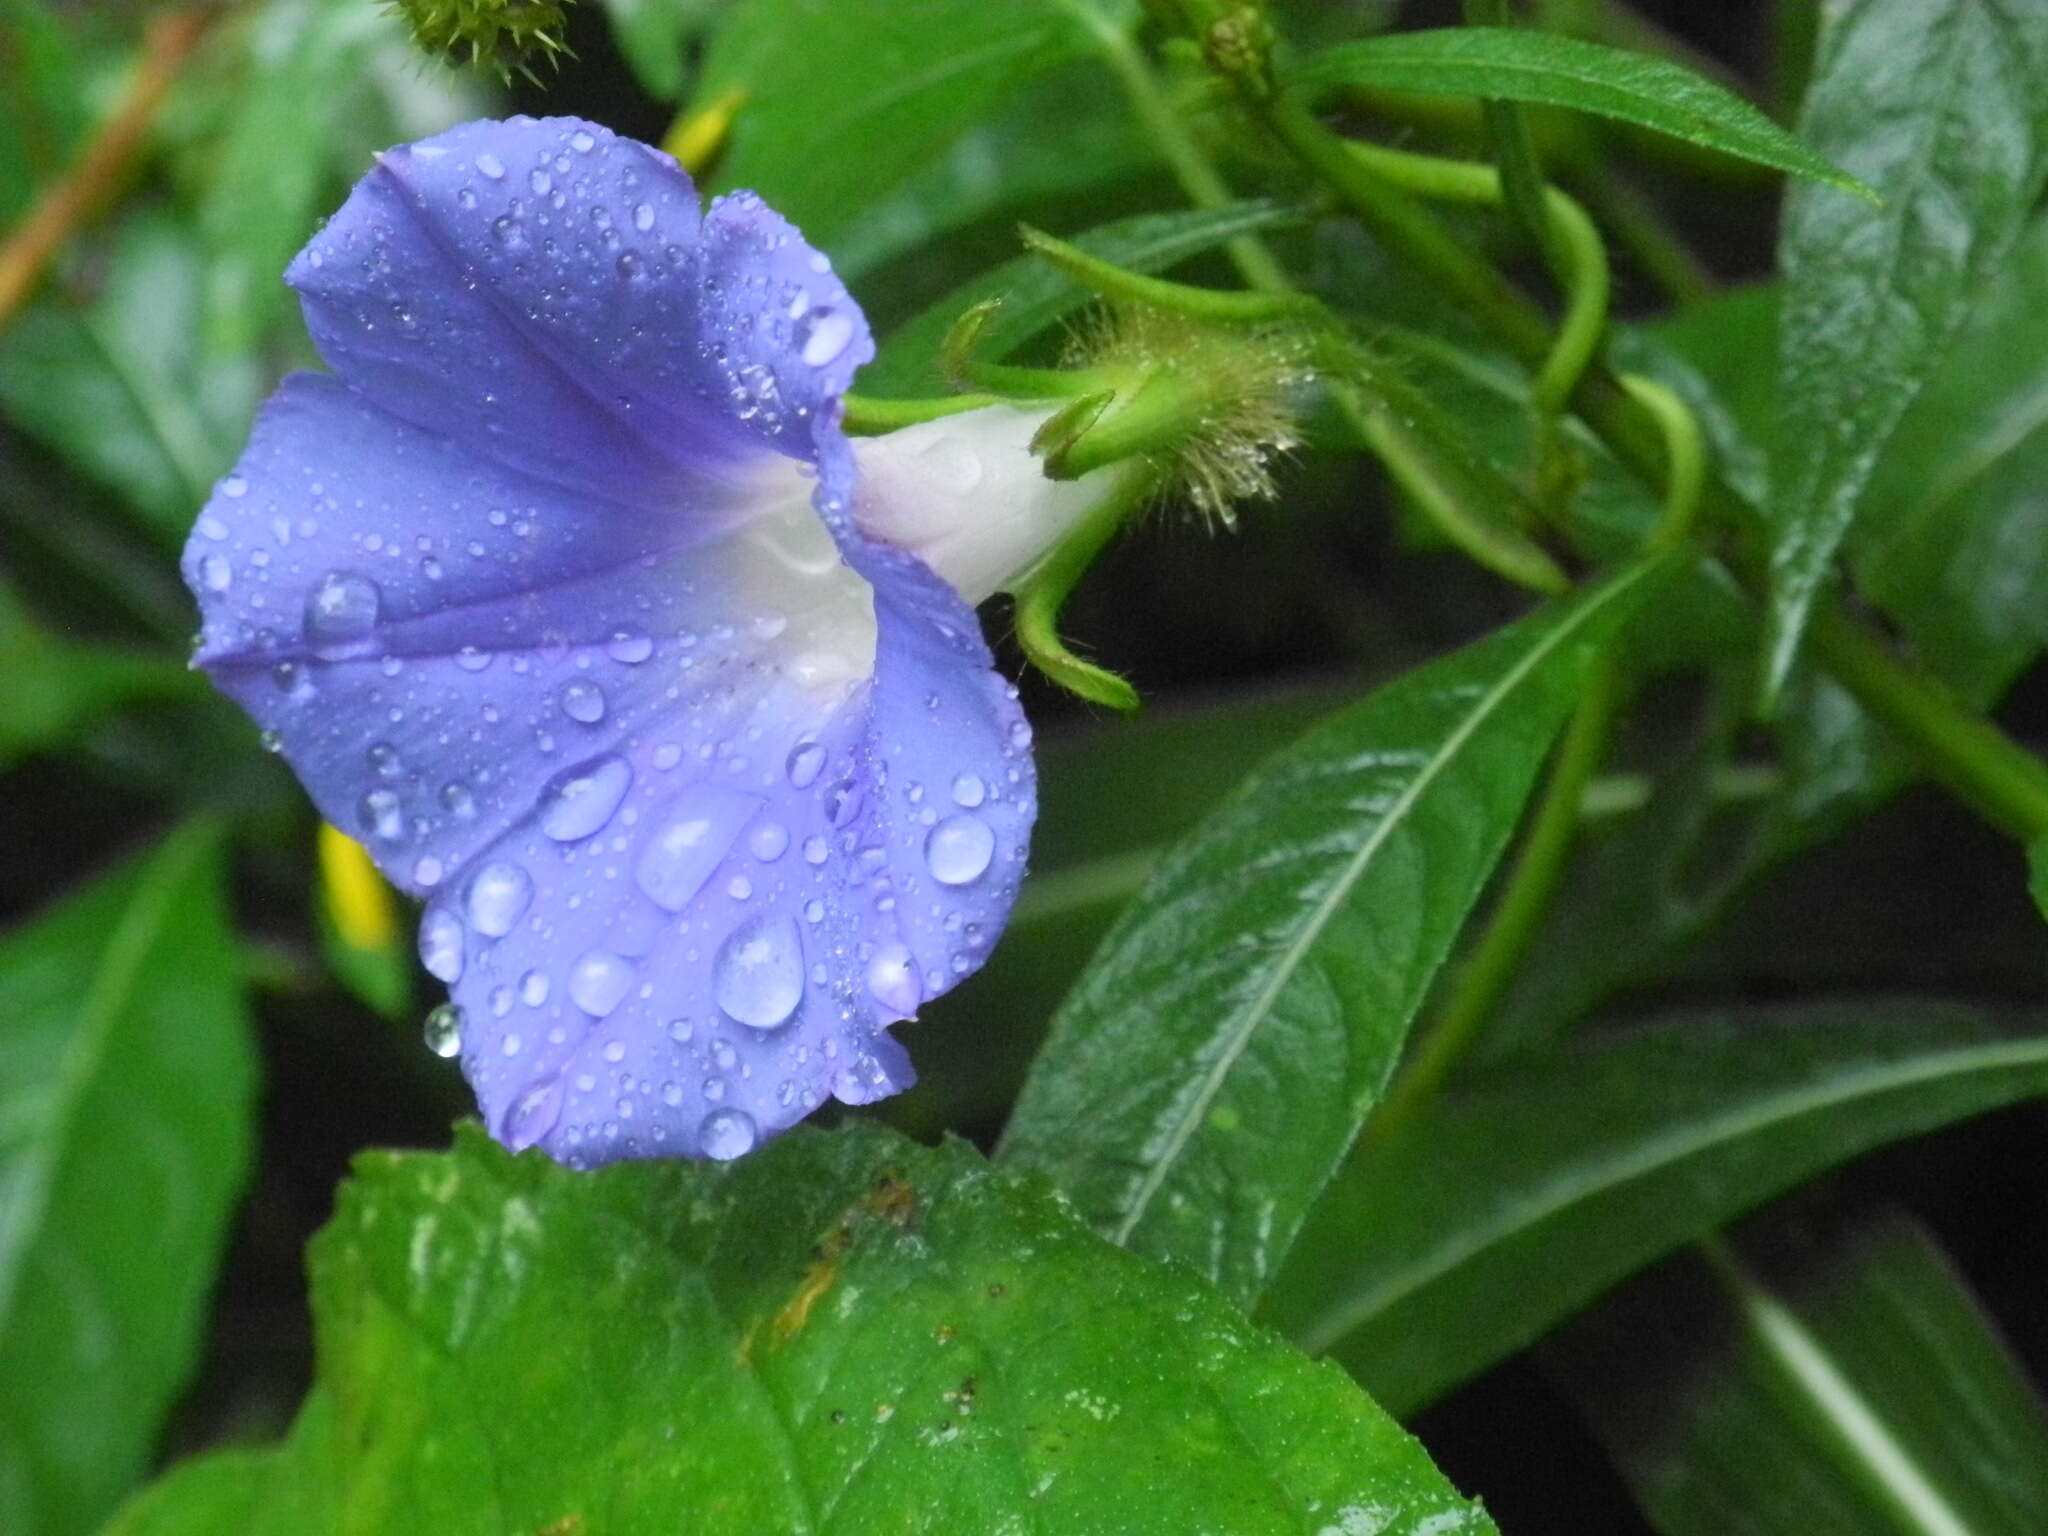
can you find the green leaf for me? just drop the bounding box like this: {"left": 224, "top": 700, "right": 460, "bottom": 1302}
{"left": 1762, "top": 0, "right": 2048, "bottom": 702}
{"left": 0, "top": 583, "right": 197, "bottom": 767}
{"left": 1552, "top": 1214, "right": 2048, "bottom": 1535}
{"left": 999, "top": 557, "right": 1672, "bottom": 1307}
{"left": 0, "top": 213, "right": 258, "bottom": 541}
{"left": 861, "top": 199, "right": 1301, "bottom": 398}
{"left": 598, "top": 0, "right": 727, "bottom": 100}
{"left": 0, "top": 823, "right": 257, "bottom": 1536}
{"left": 1262, "top": 1000, "right": 2048, "bottom": 1418}
{"left": 1857, "top": 213, "right": 2048, "bottom": 705}
{"left": 107, "top": 1124, "right": 1496, "bottom": 1536}
{"left": 698, "top": 0, "right": 1136, "bottom": 250}
{"left": 1285, "top": 28, "right": 1865, "bottom": 194}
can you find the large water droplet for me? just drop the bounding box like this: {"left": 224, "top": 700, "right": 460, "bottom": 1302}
{"left": 560, "top": 679, "right": 606, "bottom": 724}
{"left": 786, "top": 740, "right": 825, "bottom": 789}
{"left": 423, "top": 1002, "right": 463, "bottom": 1058}
{"left": 699, "top": 1107, "right": 757, "bottom": 1160}
{"left": 464, "top": 861, "right": 533, "bottom": 937}
{"left": 634, "top": 786, "right": 758, "bottom": 912}
{"left": 501, "top": 1073, "right": 563, "bottom": 1150}
{"left": 418, "top": 907, "right": 464, "bottom": 982}
{"left": 798, "top": 307, "right": 855, "bottom": 368}
{"left": 925, "top": 815, "right": 994, "bottom": 885}
{"left": 304, "top": 571, "right": 381, "bottom": 650}
{"left": 864, "top": 943, "right": 922, "bottom": 1018}
{"left": 539, "top": 754, "right": 632, "bottom": 841}
{"left": 568, "top": 949, "right": 635, "bottom": 1017}
{"left": 713, "top": 915, "right": 804, "bottom": 1029}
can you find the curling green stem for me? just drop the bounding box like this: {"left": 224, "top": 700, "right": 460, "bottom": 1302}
{"left": 1012, "top": 467, "right": 1157, "bottom": 711}
{"left": 1372, "top": 659, "right": 1624, "bottom": 1139}
{"left": 1619, "top": 372, "right": 1704, "bottom": 549}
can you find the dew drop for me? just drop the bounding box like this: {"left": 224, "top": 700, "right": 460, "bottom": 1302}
{"left": 747, "top": 820, "right": 789, "bottom": 862}
{"left": 699, "top": 1107, "right": 756, "bottom": 1160}
{"left": 785, "top": 740, "right": 825, "bottom": 789}
{"left": 539, "top": 754, "right": 633, "bottom": 841}
{"left": 501, "top": 1073, "right": 563, "bottom": 1150}
{"left": 950, "top": 772, "right": 986, "bottom": 809}
{"left": 713, "top": 915, "right": 804, "bottom": 1029}
{"left": 634, "top": 786, "right": 757, "bottom": 911}
{"left": 440, "top": 781, "right": 477, "bottom": 819}
{"left": 456, "top": 645, "right": 492, "bottom": 672}
{"left": 798, "top": 307, "right": 854, "bottom": 367}
{"left": 423, "top": 1003, "right": 463, "bottom": 1058}
{"left": 571, "top": 130, "right": 595, "bottom": 152}
{"left": 367, "top": 741, "right": 403, "bottom": 778}
{"left": 418, "top": 907, "right": 463, "bottom": 981}
{"left": 528, "top": 167, "right": 552, "bottom": 194}
{"left": 802, "top": 835, "right": 828, "bottom": 866}
{"left": 413, "top": 855, "right": 444, "bottom": 888}
{"left": 220, "top": 474, "right": 248, "bottom": 499}
{"left": 304, "top": 571, "right": 381, "bottom": 649}
{"left": 519, "top": 969, "right": 551, "bottom": 1007}
{"left": 925, "top": 815, "right": 994, "bottom": 885}
{"left": 200, "top": 554, "right": 231, "bottom": 592}
{"left": 568, "top": 949, "right": 636, "bottom": 1017}
{"left": 357, "top": 788, "right": 404, "bottom": 842}
{"left": 865, "top": 943, "right": 923, "bottom": 1018}
{"left": 464, "top": 861, "right": 533, "bottom": 937}
{"left": 560, "top": 679, "right": 606, "bottom": 724}
{"left": 606, "top": 627, "right": 653, "bottom": 664}
{"left": 475, "top": 151, "right": 505, "bottom": 179}
{"left": 632, "top": 202, "right": 655, "bottom": 232}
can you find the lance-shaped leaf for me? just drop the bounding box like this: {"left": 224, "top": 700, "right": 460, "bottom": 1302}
{"left": 0, "top": 823, "right": 256, "bottom": 1536}
{"left": 1549, "top": 1213, "right": 2048, "bottom": 1535}
{"left": 1263, "top": 1000, "right": 2048, "bottom": 1418}
{"left": 103, "top": 1124, "right": 1497, "bottom": 1536}
{"left": 1762, "top": 0, "right": 2048, "bottom": 702}
{"left": 999, "top": 557, "right": 1671, "bottom": 1307}
{"left": 1285, "top": 28, "right": 1864, "bottom": 194}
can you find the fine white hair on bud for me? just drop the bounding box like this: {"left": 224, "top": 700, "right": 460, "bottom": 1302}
{"left": 851, "top": 406, "right": 1120, "bottom": 604}
{"left": 1062, "top": 304, "right": 1309, "bottom": 525}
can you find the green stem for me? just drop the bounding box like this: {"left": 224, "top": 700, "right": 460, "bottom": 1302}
{"left": 1618, "top": 371, "right": 1704, "bottom": 548}
{"left": 1373, "top": 659, "right": 1624, "bottom": 1137}
{"left": 1012, "top": 467, "right": 1156, "bottom": 711}
{"left": 1806, "top": 603, "right": 2048, "bottom": 841}
{"left": 841, "top": 392, "right": 1004, "bottom": 433}
{"left": 1261, "top": 94, "right": 2048, "bottom": 847}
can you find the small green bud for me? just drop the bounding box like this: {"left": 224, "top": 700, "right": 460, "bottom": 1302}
{"left": 1202, "top": 5, "right": 1276, "bottom": 92}
{"left": 390, "top": 0, "right": 572, "bottom": 83}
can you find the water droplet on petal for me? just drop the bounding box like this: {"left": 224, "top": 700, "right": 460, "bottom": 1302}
{"left": 502, "top": 1073, "right": 563, "bottom": 1150}
{"left": 633, "top": 202, "right": 655, "bottom": 231}
{"left": 519, "top": 969, "right": 550, "bottom": 1006}
{"left": 786, "top": 740, "right": 825, "bottom": 789}
{"left": 699, "top": 1107, "right": 756, "bottom": 1160}
{"left": 423, "top": 1003, "right": 463, "bottom": 1058}
{"left": 418, "top": 907, "right": 463, "bottom": 981}
{"left": 539, "top": 754, "right": 632, "bottom": 841}
{"left": 475, "top": 151, "right": 505, "bottom": 179}
{"left": 802, "top": 835, "right": 828, "bottom": 866}
{"left": 304, "top": 571, "right": 380, "bottom": 650}
{"left": 220, "top": 475, "right": 248, "bottom": 499}
{"left": 560, "top": 679, "right": 606, "bottom": 724}
{"left": 713, "top": 915, "right": 804, "bottom": 1029}
{"left": 926, "top": 815, "right": 994, "bottom": 885}
{"left": 950, "top": 772, "right": 986, "bottom": 808}
{"left": 413, "top": 855, "right": 444, "bottom": 888}
{"left": 865, "top": 943, "right": 922, "bottom": 1018}
{"left": 747, "top": 821, "right": 788, "bottom": 862}
{"left": 464, "top": 861, "right": 533, "bottom": 937}
{"left": 200, "top": 554, "right": 231, "bottom": 592}
{"left": 568, "top": 949, "right": 635, "bottom": 1017}
{"left": 456, "top": 645, "right": 491, "bottom": 672}
{"left": 634, "top": 787, "right": 758, "bottom": 911}
{"left": 357, "top": 788, "right": 404, "bottom": 842}
{"left": 798, "top": 307, "right": 854, "bottom": 367}
{"left": 606, "top": 628, "right": 653, "bottom": 664}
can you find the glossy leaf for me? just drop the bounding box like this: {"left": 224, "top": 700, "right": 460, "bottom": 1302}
{"left": 0, "top": 824, "right": 256, "bottom": 1536}
{"left": 1763, "top": 0, "right": 2048, "bottom": 701}
{"left": 999, "top": 558, "right": 1672, "bottom": 1307}
{"left": 1263, "top": 1000, "right": 2048, "bottom": 1417}
{"left": 862, "top": 199, "right": 1300, "bottom": 395}
{"left": 1286, "top": 28, "right": 1863, "bottom": 193}
{"left": 105, "top": 1124, "right": 1496, "bottom": 1536}
{"left": 1552, "top": 1213, "right": 2048, "bottom": 1535}
{"left": 698, "top": 0, "right": 1136, "bottom": 249}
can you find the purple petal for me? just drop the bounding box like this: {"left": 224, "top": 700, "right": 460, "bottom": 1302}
{"left": 184, "top": 115, "right": 1032, "bottom": 1164}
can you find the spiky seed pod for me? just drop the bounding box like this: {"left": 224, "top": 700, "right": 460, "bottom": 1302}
{"left": 390, "top": 0, "right": 572, "bottom": 83}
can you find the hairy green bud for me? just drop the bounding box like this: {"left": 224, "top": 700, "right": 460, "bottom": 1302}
{"left": 391, "top": 0, "right": 572, "bottom": 82}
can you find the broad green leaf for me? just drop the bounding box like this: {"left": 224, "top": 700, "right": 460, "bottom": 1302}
{"left": 1263, "top": 1000, "right": 2048, "bottom": 1418}
{"left": 0, "top": 584, "right": 197, "bottom": 767}
{"left": 1857, "top": 214, "right": 2048, "bottom": 705}
{"left": 999, "top": 558, "right": 1672, "bottom": 1307}
{"left": 1763, "top": 0, "right": 2048, "bottom": 701}
{"left": 0, "top": 823, "right": 256, "bottom": 1536}
{"left": 1285, "top": 28, "right": 1863, "bottom": 194}
{"left": 698, "top": 0, "right": 1136, "bottom": 250}
{"left": 105, "top": 1124, "right": 1496, "bottom": 1536}
{"left": 0, "top": 214, "right": 258, "bottom": 541}
{"left": 833, "top": 57, "right": 1155, "bottom": 281}
{"left": 1552, "top": 1214, "right": 2048, "bottom": 1535}
{"left": 861, "top": 199, "right": 1301, "bottom": 397}
{"left": 598, "top": 0, "right": 727, "bottom": 100}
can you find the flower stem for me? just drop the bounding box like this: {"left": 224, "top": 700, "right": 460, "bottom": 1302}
{"left": 1372, "top": 658, "right": 1624, "bottom": 1141}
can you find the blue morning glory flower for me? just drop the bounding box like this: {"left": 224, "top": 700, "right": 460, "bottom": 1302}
{"left": 182, "top": 117, "right": 1088, "bottom": 1166}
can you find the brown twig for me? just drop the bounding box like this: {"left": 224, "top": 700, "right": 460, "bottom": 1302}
{"left": 0, "top": 9, "right": 211, "bottom": 332}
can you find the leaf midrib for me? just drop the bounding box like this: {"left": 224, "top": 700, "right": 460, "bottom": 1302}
{"left": 1293, "top": 1033, "right": 2048, "bottom": 1354}
{"left": 1107, "top": 564, "right": 1656, "bottom": 1246}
